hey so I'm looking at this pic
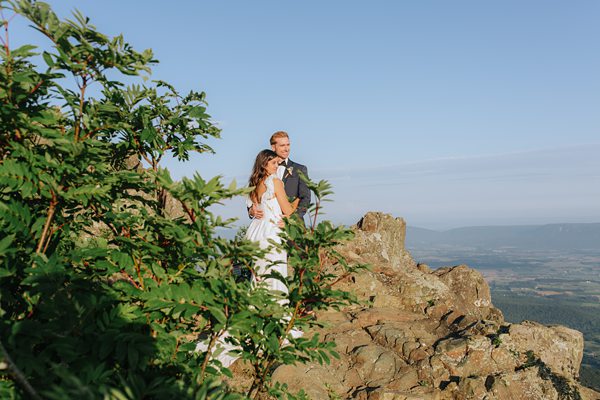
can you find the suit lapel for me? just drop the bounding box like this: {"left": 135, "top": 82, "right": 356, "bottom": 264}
{"left": 282, "top": 160, "right": 294, "bottom": 182}
{"left": 283, "top": 161, "right": 297, "bottom": 199}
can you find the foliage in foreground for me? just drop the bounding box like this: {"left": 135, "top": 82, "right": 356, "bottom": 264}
{"left": 0, "top": 1, "right": 363, "bottom": 398}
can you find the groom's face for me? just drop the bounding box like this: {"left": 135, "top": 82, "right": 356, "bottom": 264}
{"left": 271, "top": 137, "right": 290, "bottom": 160}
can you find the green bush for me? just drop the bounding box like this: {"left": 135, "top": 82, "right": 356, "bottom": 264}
{"left": 0, "top": 1, "right": 363, "bottom": 398}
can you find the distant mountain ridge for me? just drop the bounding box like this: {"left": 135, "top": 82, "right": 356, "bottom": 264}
{"left": 406, "top": 223, "right": 600, "bottom": 251}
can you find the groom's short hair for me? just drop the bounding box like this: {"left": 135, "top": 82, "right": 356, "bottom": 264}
{"left": 270, "top": 131, "right": 289, "bottom": 145}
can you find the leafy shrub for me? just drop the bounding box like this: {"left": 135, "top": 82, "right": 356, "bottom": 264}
{"left": 0, "top": 1, "right": 363, "bottom": 398}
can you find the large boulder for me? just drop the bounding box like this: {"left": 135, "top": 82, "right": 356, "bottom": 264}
{"left": 502, "top": 320, "right": 585, "bottom": 379}
{"left": 433, "top": 264, "right": 502, "bottom": 322}
{"left": 343, "top": 212, "right": 416, "bottom": 271}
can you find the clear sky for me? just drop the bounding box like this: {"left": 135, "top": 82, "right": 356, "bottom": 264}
{"left": 7, "top": 1, "right": 600, "bottom": 229}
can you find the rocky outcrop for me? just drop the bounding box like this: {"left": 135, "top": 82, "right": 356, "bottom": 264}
{"left": 271, "top": 212, "right": 599, "bottom": 400}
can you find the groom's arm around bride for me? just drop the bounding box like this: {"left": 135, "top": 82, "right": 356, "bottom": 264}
{"left": 249, "top": 130, "right": 311, "bottom": 224}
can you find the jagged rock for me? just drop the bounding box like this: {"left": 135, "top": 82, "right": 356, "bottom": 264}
{"left": 271, "top": 364, "right": 346, "bottom": 399}
{"left": 416, "top": 263, "right": 432, "bottom": 273}
{"left": 344, "top": 212, "right": 416, "bottom": 270}
{"left": 502, "top": 320, "right": 584, "bottom": 379}
{"left": 362, "top": 386, "right": 445, "bottom": 400}
{"left": 267, "top": 212, "right": 599, "bottom": 399}
{"left": 434, "top": 335, "right": 514, "bottom": 378}
{"left": 352, "top": 344, "right": 404, "bottom": 387}
{"left": 351, "top": 308, "right": 426, "bottom": 328}
{"left": 433, "top": 265, "right": 499, "bottom": 321}
{"left": 483, "top": 368, "right": 561, "bottom": 400}
{"left": 580, "top": 386, "right": 600, "bottom": 400}
{"left": 386, "top": 367, "right": 420, "bottom": 391}
{"left": 456, "top": 376, "right": 488, "bottom": 399}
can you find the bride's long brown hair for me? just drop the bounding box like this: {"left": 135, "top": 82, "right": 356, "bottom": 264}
{"left": 248, "top": 149, "right": 279, "bottom": 203}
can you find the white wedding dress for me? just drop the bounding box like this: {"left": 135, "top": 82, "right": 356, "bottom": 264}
{"left": 245, "top": 174, "right": 288, "bottom": 295}
{"left": 196, "top": 175, "right": 297, "bottom": 368}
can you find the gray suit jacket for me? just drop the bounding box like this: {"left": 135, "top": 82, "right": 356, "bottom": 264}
{"left": 282, "top": 159, "right": 310, "bottom": 221}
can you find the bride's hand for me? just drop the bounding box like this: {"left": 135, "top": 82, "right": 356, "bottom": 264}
{"left": 250, "top": 203, "right": 264, "bottom": 219}
{"left": 291, "top": 198, "right": 300, "bottom": 211}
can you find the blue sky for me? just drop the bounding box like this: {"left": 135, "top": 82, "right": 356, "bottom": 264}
{"left": 7, "top": 1, "right": 600, "bottom": 229}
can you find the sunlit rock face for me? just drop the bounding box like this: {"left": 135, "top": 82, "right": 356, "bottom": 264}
{"left": 266, "top": 212, "right": 599, "bottom": 400}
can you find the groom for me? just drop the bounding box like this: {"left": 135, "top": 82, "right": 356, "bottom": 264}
{"left": 250, "top": 131, "right": 311, "bottom": 223}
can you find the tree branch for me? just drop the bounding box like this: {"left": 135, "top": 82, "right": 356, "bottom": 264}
{"left": 0, "top": 339, "right": 43, "bottom": 400}
{"left": 74, "top": 74, "right": 88, "bottom": 141}
{"left": 36, "top": 190, "right": 57, "bottom": 254}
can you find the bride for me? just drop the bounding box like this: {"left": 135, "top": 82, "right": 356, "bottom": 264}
{"left": 245, "top": 149, "right": 299, "bottom": 294}
{"left": 196, "top": 150, "right": 300, "bottom": 368}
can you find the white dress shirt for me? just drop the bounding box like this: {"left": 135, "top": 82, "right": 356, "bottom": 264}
{"left": 277, "top": 158, "right": 289, "bottom": 180}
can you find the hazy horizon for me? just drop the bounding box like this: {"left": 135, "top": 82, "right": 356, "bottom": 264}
{"left": 214, "top": 143, "right": 600, "bottom": 230}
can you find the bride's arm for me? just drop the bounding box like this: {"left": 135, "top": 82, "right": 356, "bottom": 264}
{"left": 273, "top": 178, "right": 299, "bottom": 217}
